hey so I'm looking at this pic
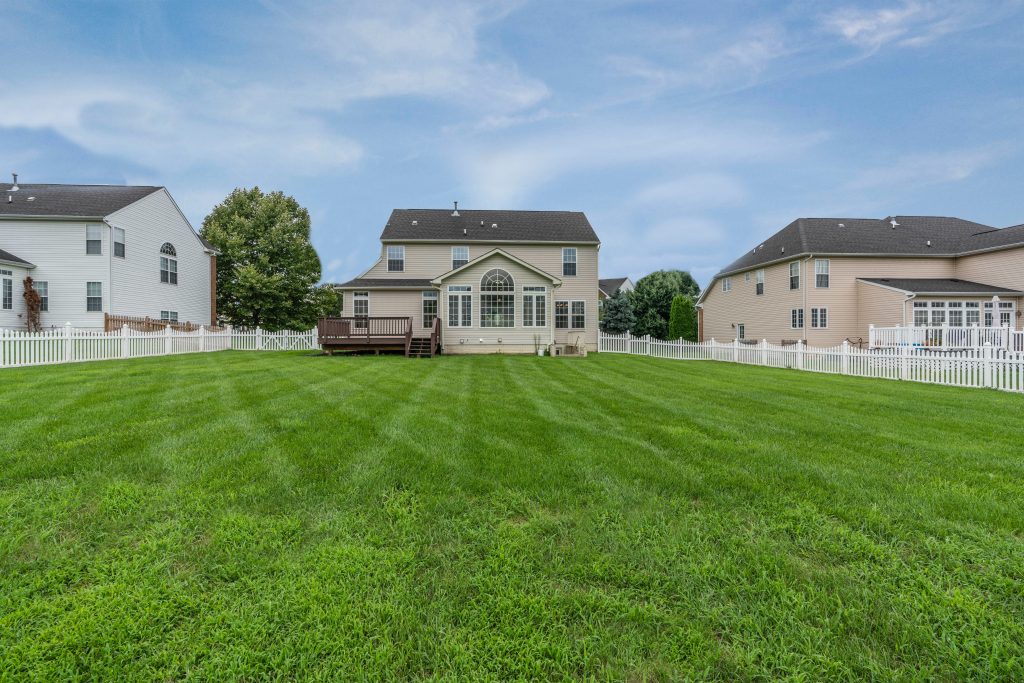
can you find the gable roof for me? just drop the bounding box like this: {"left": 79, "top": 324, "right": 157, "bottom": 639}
{"left": 0, "top": 183, "right": 162, "bottom": 218}
{"left": 599, "top": 277, "right": 629, "bottom": 297}
{"left": 380, "top": 209, "right": 599, "bottom": 243}
{"left": 857, "top": 278, "right": 1024, "bottom": 296}
{"left": 0, "top": 248, "right": 34, "bottom": 268}
{"left": 431, "top": 248, "right": 562, "bottom": 285}
{"left": 717, "top": 216, "right": 999, "bottom": 277}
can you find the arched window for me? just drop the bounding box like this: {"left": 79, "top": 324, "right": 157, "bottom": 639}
{"left": 481, "top": 268, "right": 514, "bottom": 291}
{"left": 480, "top": 269, "right": 514, "bottom": 327}
{"left": 160, "top": 243, "right": 178, "bottom": 285}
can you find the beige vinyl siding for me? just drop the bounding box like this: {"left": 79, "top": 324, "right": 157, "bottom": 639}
{"left": 441, "top": 253, "right": 554, "bottom": 353}
{"left": 359, "top": 242, "right": 598, "bottom": 351}
{"left": 702, "top": 256, "right": 957, "bottom": 346}
{"left": 856, "top": 281, "right": 907, "bottom": 333}
{"left": 700, "top": 259, "right": 805, "bottom": 344}
{"left": 956, "top": 246, "right": 1024, "bottom": 293}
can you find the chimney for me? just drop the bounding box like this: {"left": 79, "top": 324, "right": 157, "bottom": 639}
{"left": 451, "top": 201, "right": 460, "bottom": 217}
{"left": 11, "top": 172, "right": 18, "bottom": 191}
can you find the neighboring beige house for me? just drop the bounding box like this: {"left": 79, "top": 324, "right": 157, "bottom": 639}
{"left": 697, "top": 216, "right": 1024, "bottom": 346}
{"left": 332, "top": 206, "right": 600, "bottom": 355}
{"left": 599, "top": 277, "right": 634, "bottom": 301}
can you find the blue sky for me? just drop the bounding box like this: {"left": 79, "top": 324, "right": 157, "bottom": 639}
{"left": 2, "top": 1, "right": 1023, "bottom": 287}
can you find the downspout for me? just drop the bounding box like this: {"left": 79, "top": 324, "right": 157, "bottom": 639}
{"left": 104, "top": 218, "right": 114, "bottom": 319}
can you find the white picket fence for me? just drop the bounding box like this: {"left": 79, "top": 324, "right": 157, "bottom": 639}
{"left": 599, "top": 331, "right": 1024, "bottom": 394}
{"left": 0, "top": 324, "right": 318, "bottom": 369}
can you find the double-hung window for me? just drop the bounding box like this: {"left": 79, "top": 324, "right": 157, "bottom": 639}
{"left": 755, "top": 269, "right": 764, "bottom": 295}
{"left": 791, "top": 308, "right": 804, "bottom": 329}
{"left": 522, "top": 286, "right": 546, "bottom": 327}
{"left": 571, "top": 301, "right": 586, "bottom": 328}
{"left": 447, "top": 285, "right": 471, "bottom": 327}
{"left": 160, "top": 310, "right": 179, "bottom": 322}
{"left": 353, "top": 291, "right": 369, "bottom": 328}
{"left": 33, "top": 281, "right": 48, "bottom": 311}
{"left": 737, "top": 323, "right": 745, "bottom": 340}
{"left": 913, "top": 301, "right": 929, "bottom": 326}
{"left": 722, "top": 277, "right": 732, "bottom": 292}
{"left": 422, "top": 291, "right": 438, "bottom": 328}
{"left": 947, "top": 302, "right": 963, "bottom": 327}
{"left": 562, "top": 247, "right": 577, "bottom": 276}
{"left": 387, "top": 246, "right": 405, "bottom": 272}
{"left": 86, "top": 282, "right": 102, "bottom": 312}
{"left": 810, "top": 307, "right": 827, "bottom": 328}
{"left": 930, "top": 301, "right": 946, "bottom": 326}
{"left": 789, "top": 262, "right": 799, "bottom": 290}
{"left": 451, "top": 246, "right": 469, "bottom": 270}
{"left": 86, "top": 224, "right": 103, "bottom": 255}
{"left": 480, "top": 269, "right": 514, "bottom": 327}
{"left": 1, "top": 271, "right": 11, "bottom": 310}
{"left": 555, "top": 301, "right": 569, "bottom": 329}
{"left": 160, "top": 243, "right": 178, "bottom": 284}
{"left": 965, "top": 302, "right": 980, "bottom": 326}
{"left": 814, "top": 259, "right": 830, "bottom": 288}
{"left": 113, "top": 227, "right": 125, "bottom": 258}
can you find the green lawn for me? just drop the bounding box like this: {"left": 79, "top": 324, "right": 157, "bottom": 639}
{"left": 2, "top": 352, "right": 1023, "bottom": 681}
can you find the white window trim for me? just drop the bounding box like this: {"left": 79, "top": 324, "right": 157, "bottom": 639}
{"left": 789, "top": 262, "right": 800, "bottom": 290}
{"left": 791, "top": 308, "right": 804, "bottom": 329}
{"left": 722, "top": 277, "right": 732, "bottom": 292}
{"left": 353, "top": 290, "right": 370, "bottom": 317}
{"left": 814, "top": 259, "right": 830, "bottom": 288}
{"left": 555, "top": 300, "right": 569, "bottom": 329}
{"left": 113, "top": 227, "right": 126, "bottom": 258}
{"left": 737, "top": 323, "right": 745, "bottom": 340}
{"left": 562, "top": 247, "right": 577, "bottom": 276}
{"left": 86, "top": 224, "right": 103, "bottom": 255}
{"left": 422, "top": 290, "right": 438, "bottom": 328}
{"left": 755, "top": 269, "right": 764, "bottom": 296}
{"left": 522, "top": 286, "right": 547, "bottom": 327}
{"left": 387, "top": 245, "right": 405, "bottom": 272}
{"left": 451, "top": 246, "right": 469, "bottom": 270}
{"left": 810, "top": 307, "right": 828, "bottom": 329}
{"left": 447, "top": 287, "right": 472, "bottom": 327}
{"left": 570, "top": 300, "right": 586, "bottom": 329}
{"left": 86, "top": 281, "right": 103, "bottom": 312}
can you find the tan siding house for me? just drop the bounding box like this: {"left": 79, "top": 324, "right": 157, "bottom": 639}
{"left": 334, "top": 207, "right": 600, "bottom": 354}
{"left": 698, "top": 217, "right": 1024, "bottom": 347}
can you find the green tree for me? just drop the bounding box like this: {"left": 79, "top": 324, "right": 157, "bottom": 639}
{"left": 630, "top": 270, "right": 701, "bottom": 338}
{"left": 201, "top": 187, "right": 335, "bottom": 330}
{"left": 600, "top": 290, "right": 636, "bottom": 334}
{"left": 668, "top": 294, "right": 697, "bottom": 341}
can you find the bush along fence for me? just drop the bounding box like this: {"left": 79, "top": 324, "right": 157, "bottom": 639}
{"left": 599, "top": 331, "right": 1024, "bottom": 394}
{"left": 0, "top": 325, "right": 318, "bottom": 369}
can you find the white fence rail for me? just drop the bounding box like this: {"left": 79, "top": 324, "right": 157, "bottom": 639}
{"left": 868, "top": 324, "right": 1019, "bottom": 350}
{"left": 599, "top": 331, "right": 1024, "bottom": 394}
{"left": 0, "top": 324, "right": 318, "bottom": 370}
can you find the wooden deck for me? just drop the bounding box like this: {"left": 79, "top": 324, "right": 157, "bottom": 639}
{"left": 317, "top": 317, "right": 440, "bottom": 357}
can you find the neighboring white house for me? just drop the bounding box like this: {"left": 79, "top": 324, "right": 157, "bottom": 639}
{"left": 0, "top": 177, "right": 218, "bottom": 329}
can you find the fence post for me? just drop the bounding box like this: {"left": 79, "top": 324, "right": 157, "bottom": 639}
{"left": 64, "top": 322, "right": 73, "bottom": 363}
{"left": 983, "top": 344, "right": 994, "bottom": 388}
{"left": 761, "top": 339, "right": 768, "bottom": 366}
{"left": 841, "top": 339, "right": 849, "bottom": 375}
{"left": 733, "top": 338, "right": 739, "bottom": 363}
{"left": 199, "top": 325, "right": 206, "bottom": 352}
{"left": 900, "top": 344, "right": 910, "bottom": 381}
{"left": 165, "top": 324, "right": 172, "bottom": 355}
{"left": 257, "top": 326, "right": 264, "bottom": 351}
{"left": 121, "top": 324, "right": 129, "bottom": 359}
{"left": 797, "top": 339, "right": 804, "bottom": 370}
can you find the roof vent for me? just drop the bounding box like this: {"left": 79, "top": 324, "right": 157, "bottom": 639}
{"left": 890, "top": 218, "right": 900, "bottom": 229}
{"left": 6, "top": 194, "right": 10, "bottom": 204}
{"left": 27, "top": 196, "right": 35, "bottom": 201}
{"left": 781, "top": 247, "right": 785, "bottom": 254}
{"left": 926, "top": 240, "right": 932, "bottom": 247}
{"left": 838, "top": 223, "right": 845, "bottom": 228}
{"left": 463, "top": 228, "right": 467, "bottom": 235}
{"left": 10, "top": 172, "right": 18, "bottom": 191}
{"left": 451, "top": 201, "right": 459, "bottom": 217}
{"left": 491, "top": 223, "right": 498, "bottom": 229}
{"left": 480, "top": 220, "right": 484, "bottom": 226}
{"left": 412, "top": 220, "right": 418, "bottom": 226}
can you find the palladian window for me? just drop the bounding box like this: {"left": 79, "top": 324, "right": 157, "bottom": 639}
{"left": 480, "top": 268, "right": 514, "bottom": 327}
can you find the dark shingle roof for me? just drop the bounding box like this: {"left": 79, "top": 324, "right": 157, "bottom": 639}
{"left": 599, "top": 277, "right": 629, "bottom": 296}
{"left": 858, "top": 278, "right": 1024, "bottom": 295}
{"left": 380, "top": 209, "right": 599, "bottom": 243}
{"left": 333, "top": 278, "right": 435, "bottom": 289}
{"left": 0, "top": 248, "right": 34, "bottom": 266}
{"left": 961, "top": 223, "right": 1024, "bottom": 253}
{"left": 718, "top": 216, "right": 998, "bottom": 276}
{"left": 0, "top": 183, "right": 161, "bottom": 217}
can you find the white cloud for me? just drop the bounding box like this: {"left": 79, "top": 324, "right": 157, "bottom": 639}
{"left": 632, "top": 173, "right": 746, "bottom": 208}
{"left": 846, "top": 146, "right": 1007, "bottom": 191}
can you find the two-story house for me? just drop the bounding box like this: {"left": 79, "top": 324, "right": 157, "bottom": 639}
{"left": 1, "top": 178, "right": 218, "bottom": 329}
{"left": 697, "top": 216, "right": 1024, "bottom": 347}
{"left": 332, "top": 206, "right": 601, "bottom": 355}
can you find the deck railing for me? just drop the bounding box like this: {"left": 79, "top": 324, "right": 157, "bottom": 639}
{"left": 869, "top": 325, "right": 1017, "bottom": 349}
{"left": 317, "top": 317, "right": 412, "bottom": 345}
